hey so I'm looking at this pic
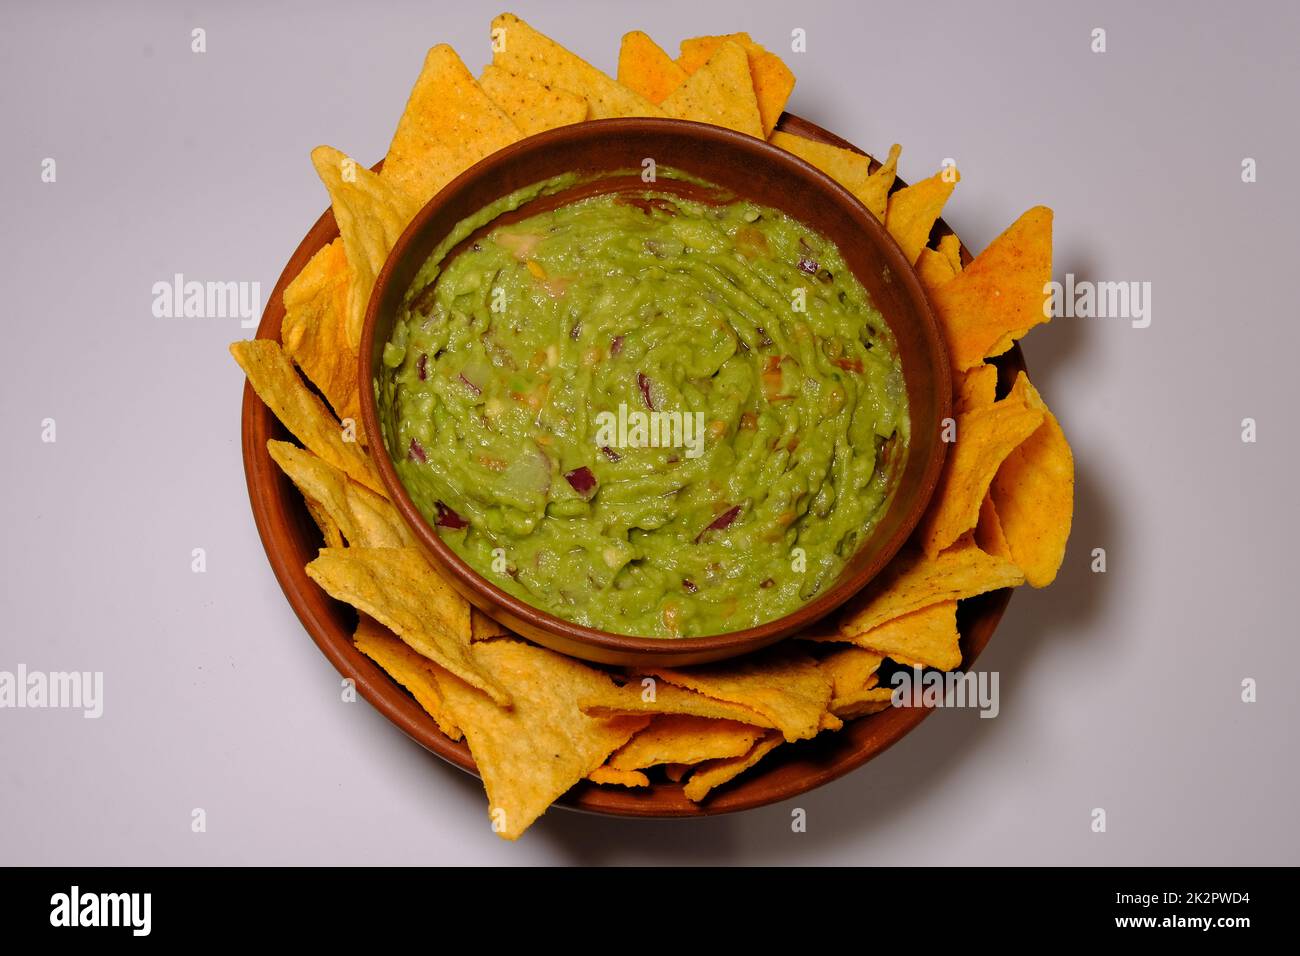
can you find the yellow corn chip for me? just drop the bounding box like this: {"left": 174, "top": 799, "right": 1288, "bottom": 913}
{"left": 938, "top": 232, "right": 964, "bottom": 273}
{"left": 663, "top": 763, "right": 690, "bottom": 783}
{"left": 818, "top": 646, "right": 884, "bottom": 699}
{"left": 660, "top": 40, "right": 763, "bottom": 138}
{"left": 229, "top": 339, "right": 383, "bottom": 495}
{"left": 311, "top": 146, "right": 420, "bottom": 351}
{"left": 956, "top": 364, "right": 998, "bottom": 413}
{"left": 768, "top": 132, "right": 899, "bottom": 222}
{"left": 491, "top": 13, "right": 661, "bottom": 119}
{"left": 931, "top": 206, "right": 1054, "bottom": 370}
{"left": 580, "top": 679, "right": 776, "bottom": 729}
{"left": 280, "top": 239, "right": 363, "bottom": 441}
{"left": 991, "top": 373, "right": 1074, "bottom": 587}
{"left": 267, "top": 440, "right": 413, "bottom": 548}
{"left": 478, "top": 64, "right": 587, "bottom": 137}
{"left": 617, "top": 31, "right": 686, "bottom": 105}
{"left": 382, "top": 44, "right": 521, "bottom": 206}
{"left": 305, "top": 547, "right": 507, "bottom": 706}
{"left": 831, "top": 687, "right": 895, "bottom": 720}
{"left": 840, "top": 541, "right": 1024, "bottom": 638}
{"left": 588, "top": 766, "right": 650, "bottom": 787}
{"left": 609, "top": 715, "right": 765, "bottom": 771}
{"left": 470, "top": 607, "right": 511, "bottom": 641}
{"left": 919, "top": 392, "right": 1045, "bottom": 556}
{"left": 303, "top": 496, "right": 344, "bottom": 549}
{"left": 975, "top": 492, "right": 1013, "bottom": 560}
{"left": 858, "top": 143, "right": 902, "bottom": 222}
{"left": 433, "top": 639, "right": 649, "bottom": 839}
{"left": 916, "top": 246, "right": 957, "bottom": 291}
{"left": 678, "top": 33, "right": 794, "bottom": 136}
{"left": 886, "top": 169, "right": 958, "bottom": 264}
{"left": 683, "top": 732, "right": 783, "bottom": 802}
{"left": 849, "top": 601, "right": 963, "bottom": 671}
{"left": 354, "top": 614, "right": 463, "bottom": 741}
{"left": 640, "top": 647, "right": 831, "bottom": 742}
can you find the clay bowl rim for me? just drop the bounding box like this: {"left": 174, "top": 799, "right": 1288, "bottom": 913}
{"left": 358, "top": 117, "right": 951, "bottom": 667}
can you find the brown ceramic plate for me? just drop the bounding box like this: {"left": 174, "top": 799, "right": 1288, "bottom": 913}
{"left": 240, "top": 114, "right": 1019, "bottom": 817}
{"left": 361, "top": 118, "right": 950, "bottom": 667}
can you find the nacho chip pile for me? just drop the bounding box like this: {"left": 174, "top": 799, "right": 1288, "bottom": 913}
{"left": 231, "top": 13, "right": 1074, "bottom": 839}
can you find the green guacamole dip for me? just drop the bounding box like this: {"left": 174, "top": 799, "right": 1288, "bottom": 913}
{"left": 378, "top": 172, "right": 908, "bottom": 638}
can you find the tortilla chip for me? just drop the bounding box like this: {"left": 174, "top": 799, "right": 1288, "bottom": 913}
{"left": 311, "top": 146, "right": 420, "bottom": 351}
{"left": 919, "top": 391, "right": 1046, "bottom": 556}
{"left": 663, "top": 763, "right": 690, "bottom": 783}
{"left": 839, "top": 540, "right": 1024, "bottom": 638}
{"left": 354, "top": 614, "right": 463, "bottom": 741}
{"left": 660, "top": 40, "right": 763, "bottom": 138}
{"left": 818, "top": 646, "right": 884, "bottom": 699}
{"left": 991, "top": 373, "right": 1074, "bottom": 587}
{"left": 916, "top": 247, "right": 957, "bottom": 291}
{"left": 975, "top": 492, "right": 1013, "bottom": 560}
{"left": 849, "top": 601, "right": 963, "bottom": 671}
{"left": 303, "top": 497, "right": 344, "bottom": 549}
{"left": 885, "top": 169, "right": 958, "bottom": 265}
{"left": 859, "top": 143, "right": 902, "bottom": 222}
{"left": 683, "top": 732, "right": 783, "bottom": 802}
{"left": 640, "top": 647, "right": 831, "bottom": 742}
{"left": 581, "top": 678, "right": 776, "bottom": 729}
{"left": 267, "top": 440, "right": 413, "bottom": 548}
{"left": 931, "top": 206, "right": 1054, "bottom": 370}
{"left": 938, "top": 232, "right": 963, "bottom": 273}
{"left": 229, "top": 339, "right": 383, "bottom": 495}
{"left": 280, "top": 239, "right": 363, "bottom": 440}
{"left": 768, "top": 132, "right": 898, "bottom": 221}
{"left": 617, "top": 31, "right": 686, "bottom": 105}
{"left": 678, "top": 33, "right": 794, "bottom": 136}
{"left": 433, "top": 639, "right": 649, "bottom": 839}
{"left": 305, "top": 547, "right": 507, "bottom": 705}
{"left": 588, "top": 766, "right": 649, "bottom": 787}
{"left": 491, "top": 13, "right": 661, "bottom": 119}
{"left": 956, "top": 364, "right": 998, "bottom": 413}
{"left": 478, "top": 64, "right": 586, "bottom": 137}
{"left": 470, "top": 607, "right": 511, "bottom": 641}
{"left": 609, "top": 715, "right": 765, "bottom": 771}
{"left": 381, "top": 44, "right": 521, "bottom": 206}
{"left": 831, "top": 687, "right": 895, "bottom": 720}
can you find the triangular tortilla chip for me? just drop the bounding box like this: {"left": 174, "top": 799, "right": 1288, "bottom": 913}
{"left": 354, "top": 614, "right": 462, "bottom": 741}
{"left": 847, "top": 601, "right": 963, "bottom": 671}
{"left": 470, "top": 607, "right": 511, "bottom": 641}
{"left": 858, "top": 143, "right": 901, "bottom": 222}
{"left": 229, "top": 339, "right": 383, "bottom": 494}
{"left": 938, "top": 232, "right": 963, "bottom": 273}
{"left": 491, "top": 13, "right": 661, "bottom": 119}
{"left": 381, "top": 44, "right": 521, "bottom": 206}
{"left": 617, "top": 31, "right": 686, "bottom": 105}
{"left": 478, "top": 64, "right": 587, "bottom": 137}
{"left": 303, "top": 496, "right": 344, "bottom": 549}
{"left": 580, "top": 679, "right": 776, "bottom": 729}
{"left": 678, "top": 33, "right": 794, "bottom": 136}
{"left": 956, "top": 364, "right": 998, "bottom": 413}
{"left": 432, "top": 639, "right": 649, "bottom": 839}
{"left": 267, "top": 440, "right": 413, "bottom": 548}
{"left": 640, "top": 647, "right": 831, "bottom": 742}
{"left": 661, "top": 40, "right": 763, "bottom": 138}
{"left": 916, "top": 246, "right": 957, "bottom": 291}
{"left": 886, "top": 169, "right": 958, "bottom": 265}
{"left": 305, "top": 547, "right": 507, "bottom": 706}
{"left": 975, "top": 492, "right": 1013, "bottom": 560}
{"left": 311, "top": 146, "right": 420, "bottom": 350}
{"left": 609, "top": 715, "right": 765, "bottom": 771}
{"left": 817, "top": 646, "right": 884, "bottom": 699}
{"left": 930, "top": 206, "right": 1054, "bottom": 370}
{"left": 588, "top": 766, "right": 649, "bottom": 787}
{"left": 919, "top": 390, "right": 1045, "bottom": 556}
{"left": 991, "top": 373, "right": 1074, "bottom": 587}
{"left": 683, "top": 732, "right": 783, "bottom": 802}
{"left": 831, "top": 687, "right": 895, "bottom": 720}
{"left": 839, "top": 541, "right": 1024, "bottom": 638}
{"left": 280, "top": 239, "right": 363, "bottom": 440}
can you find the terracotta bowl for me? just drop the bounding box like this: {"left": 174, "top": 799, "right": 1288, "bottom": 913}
{"left": 359, "top": 118, "right": 952, "bottom": 667}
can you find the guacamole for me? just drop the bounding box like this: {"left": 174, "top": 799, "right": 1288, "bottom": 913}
{"left": 378, "top": 172, "right": 908, "bottom": 638}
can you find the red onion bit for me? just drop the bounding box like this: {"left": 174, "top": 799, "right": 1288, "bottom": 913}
{"left": 408, "top": 438, "right": 427, "bottom": 464}
{"left": 695, "top": 504, "right": 742, "bottom": 543}
{"left": 600, "top": 445, "right": 622, "bottom": 462}
{"left": 416, "top": 353, "right": 429, "bottom": 381}
{"left": 637, "top": 372, "right": 656, "bottom": 411}
{"left": 563, "top": 466, "right": 598, "bottom": 499}
{"left": 434, "top": 501, "right": 468, "bottom": 529}
{"left": 797, "top": 255, "right": 819, "bottom": 275}
{"left": 458, "top": 373, "right": 481, "bottom": 396}
{"left": 610, "top": 334, "right": 624, "bottom": 356}
{"left": 682, "top": 578, "right": 698, "bottom": 594}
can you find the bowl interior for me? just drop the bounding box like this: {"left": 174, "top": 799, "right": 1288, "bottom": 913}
{"left": 361, "top": 119, "right": 951, "bottom": 667}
